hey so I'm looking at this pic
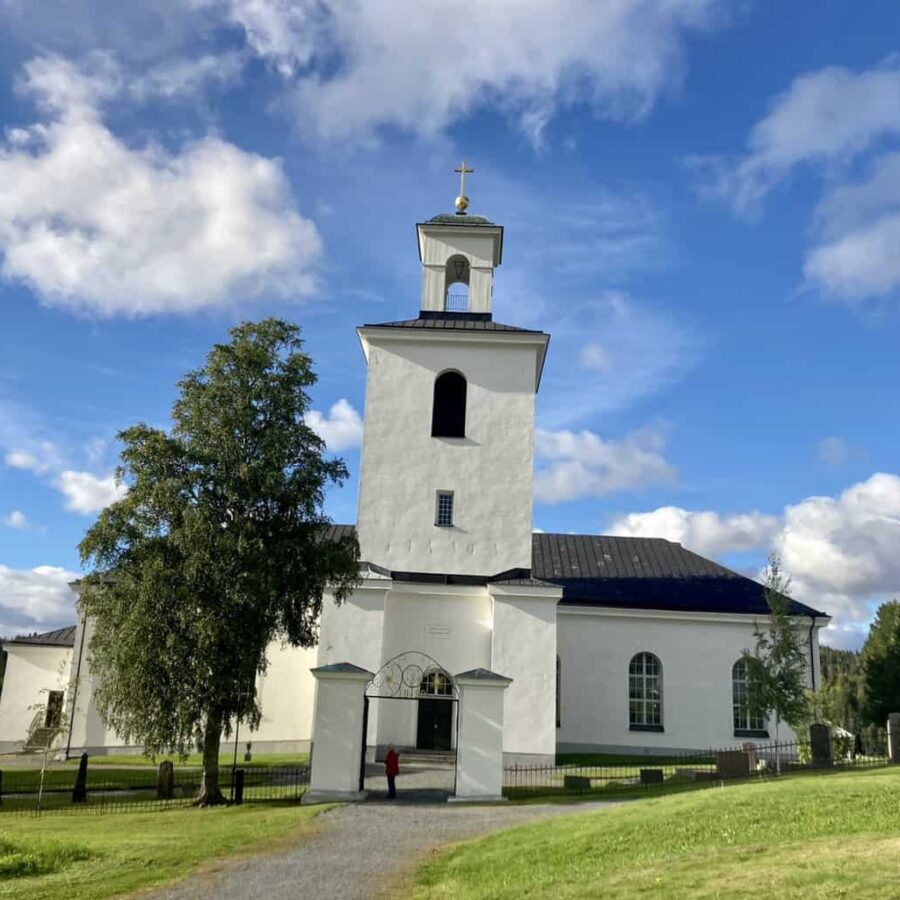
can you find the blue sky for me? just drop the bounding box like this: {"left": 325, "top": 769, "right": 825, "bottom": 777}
{"left": 1, "top": 0, "right": 900, "bottom": 648}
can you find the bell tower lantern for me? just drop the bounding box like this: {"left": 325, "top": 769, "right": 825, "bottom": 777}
{"left": 416, "top": 161, "right": 503, "bottom": 315}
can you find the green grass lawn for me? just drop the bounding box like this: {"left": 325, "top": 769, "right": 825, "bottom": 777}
{"left": 0, "top": 803, "right": 324, "bottom": 899}
{"left": 410, "top": 766, "right": 900, "bottom": 899}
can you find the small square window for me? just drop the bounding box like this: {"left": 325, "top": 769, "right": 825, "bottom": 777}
{"left": 435, "top": 491, "right": 454, "bottom": 527}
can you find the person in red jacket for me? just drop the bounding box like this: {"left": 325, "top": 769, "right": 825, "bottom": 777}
{"left": 385, "top": 744, "right": 400, "bottom": 799}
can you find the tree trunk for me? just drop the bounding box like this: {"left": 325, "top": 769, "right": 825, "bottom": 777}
{"left": 196, "top": 712, "right": 225, "bottom": 806}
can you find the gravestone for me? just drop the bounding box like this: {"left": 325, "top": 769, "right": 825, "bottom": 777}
{"left": 640, "top": 768, "right": 664, "bottom": 785}
{"left": 888, "top": 713, "right": 900, "bottom": 764}
{"left": 809, "top": 723, "right": 833, "bottom": 767}
{"left": 563, "top": 775, "right": 591, "bottom": 790}
{"left": 741, "top": 742, "right": 758, "bottom": 771}
{"left": 716, "top": 749, "right": 751, "bottom": 779}
{"left": 157, "top": 760, "right": 174, "bottom": 800}
{"left": 72, "top": 752, "right": 88, "bottom": 803}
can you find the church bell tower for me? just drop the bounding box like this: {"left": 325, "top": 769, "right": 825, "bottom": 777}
{"left": 355, "top": 163, "right": 550, "bottom": 577}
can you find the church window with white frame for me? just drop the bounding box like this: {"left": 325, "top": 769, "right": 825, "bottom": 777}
{"left": 629, "top": 652, "right": 662, "bottom": 730}
{"left": 732, "top": 658, "right": 767, "bottom": 735}
{"left": 435, "top": 491, "right": 454, "bottom": 527}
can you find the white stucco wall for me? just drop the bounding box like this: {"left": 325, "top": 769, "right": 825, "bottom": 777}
{"left": 374, "top": 583, "right": 492, "bottom": 750}
{"left": 65, "top": 615, "right": 127, "bottom": 755}
{"left": 355, "top": 333, "right": 542, "bottom": 576}
{"left": 557, "top": 607, "right": 821, "bottom": 753}
{"left": 306, "top": 668, "right": 369, "bottom": 800}
{"left": 454, "top": 675, "right": 509, "bottom": 800}
{"left": 247, "top": 640, "right": 318, "bottom": 751}
{"left": 490, "top": 585, "right": 559, "bottom": 761}
{"left": 0, "top": 643, "right": 72, "bottom": 752}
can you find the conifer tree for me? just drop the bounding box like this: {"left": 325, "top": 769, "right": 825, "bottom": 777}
{"left": 861, "top": 600, "right": 900, "bottom": 729}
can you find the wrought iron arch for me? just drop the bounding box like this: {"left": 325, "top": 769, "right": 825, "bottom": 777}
{"left": 364, "top": 651, "right": 459, "bottom": 700}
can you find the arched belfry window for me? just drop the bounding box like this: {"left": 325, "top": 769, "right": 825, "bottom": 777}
{"left": 431, "top": 371, "right": 467, "bottom": 437}
{"left": 444, "top": 254, "right": 470, "bottom": 312}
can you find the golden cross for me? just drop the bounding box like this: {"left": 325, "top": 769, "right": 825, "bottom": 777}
{"left": 454, "top": 159, "right": 474, "bottom": 197}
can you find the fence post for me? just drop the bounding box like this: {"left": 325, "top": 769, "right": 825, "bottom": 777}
{"left": 233, "top": 768, "right": 245, "bottom": 805}
{"left": 887, "top": 714, "right": 900, "bottom": 764}
{"left": 72, "top": 752, "right": 88, "bottom": 803}
{"left": 157, "top": 760, "right": 175, "bottom": 800}
{"left": 0, "top": 769, "right": 3, "bottom": 806}
{"left": 809, "top": 724, "right": 833, "bottom": 768}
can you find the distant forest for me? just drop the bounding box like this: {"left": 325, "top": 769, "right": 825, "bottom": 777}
{"left": 818, "top": 631, "right": 893, "bottom": 752}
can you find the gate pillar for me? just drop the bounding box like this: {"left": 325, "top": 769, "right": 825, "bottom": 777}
{"left": 451, "top": 669, "right": 512, "bottom": 802}
{"left": 303, "top": 662, "right": 372, "bottom": 804}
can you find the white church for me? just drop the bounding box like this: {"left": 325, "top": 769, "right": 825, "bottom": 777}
{"left": 0, "top": 186, "right": 830, "bottom": 773}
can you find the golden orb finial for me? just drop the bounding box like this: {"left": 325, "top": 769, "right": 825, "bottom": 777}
{"left": 453, "top": 160, "right": 474, "bottom": 215}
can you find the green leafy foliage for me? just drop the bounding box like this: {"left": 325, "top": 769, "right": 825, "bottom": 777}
{"left": 743, "top": 555, "right": 809, "bottom": 759}
{"left": 77, "top": 319, "right": 359, "bottom": 803}
{"left": 861, "top": 600, "right": 900, "bottom": 727}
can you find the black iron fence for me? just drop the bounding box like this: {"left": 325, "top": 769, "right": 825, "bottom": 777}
{"left": 503, "top": 739, "right": 890, "bottom": 798}
{"left": 0, "top": 761, "right": 310, "bottom": 816}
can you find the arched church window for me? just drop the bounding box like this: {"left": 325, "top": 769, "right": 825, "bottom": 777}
{"left": 420, "top": 670, "right": 454, "bottom": 696}
{"left": 732, "top": 658, "right": 767, "bottom": 735}
{"left": 431, "top": 371, "right": 467, "bottom": 437}
{"left": 444, "top": 254, "right": 470, "bottom": 312}
{"left": 629, "top": 652, "right": 663, "bottom": 730}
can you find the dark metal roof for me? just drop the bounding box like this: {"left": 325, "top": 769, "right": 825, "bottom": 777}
{"left": 333, "top": 525, "right": 826, "bottom": 618}
{"left": 362, "top": 315, "right": 544, "bottom": 334}
{"left": 424, "top": 214, "right": 496, "bottom": 226}
{"left": 6, "top": 625, "right": 77, "bottom": 648}
{"left": 531, "top": 533, "right": 825, "bottom": 618}
{"left": 455, "top": 668, "right": 512, "bottom": 682}
{"left": 320, "top": 523, "right": 357, "bottom": 544}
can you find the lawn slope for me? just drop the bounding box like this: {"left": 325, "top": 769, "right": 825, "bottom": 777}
{"left": 411, "top": 767, "right": 900, "bottom": 899}
{"left": 0, "top": 804, "right": 322, "bottom": 899}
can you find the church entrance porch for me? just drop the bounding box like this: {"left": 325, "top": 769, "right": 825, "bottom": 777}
{"left": 361, "top": 652, "right": 459, "bottom": 799}
{"left": 305, "top": 655, "right": 511, "bottom": 804}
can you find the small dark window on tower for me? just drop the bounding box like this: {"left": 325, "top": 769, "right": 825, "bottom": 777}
{"left": 436, "top": 491, "right": 454, "bottom": 527}
{"left": 431, "top": 371, "right": 467, "bottom": 437}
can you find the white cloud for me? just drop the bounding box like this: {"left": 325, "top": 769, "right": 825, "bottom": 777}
{"left": 817, "top": 436, "right": 851, "bottom": 467}
{"left": 578, "top": 343, "right": 613, "bottom": 373}
{"left": 0, "top": 55, "right": 321, "bottom": 316}
{"left": 534, "top": 426, "right": 675, "bottom": 504}
{"left": 609, "top": 506, "right": 780, "bottom": 557}
{"left": 691, "top": 59, "right": 900, "bottom": 304}
{"left": 608, "top": 473, "right": 900, "bottom": 648}
{"left": 4, "top": 444, "right": 61, "bottom": 474}
{"left": 0, "top": 563, "right": 78, "bottom": 635}
{"left": 536, "top": 291, "right": 702, "bottom": 428}
{"left": 306, "top": 399, "right": 363, "bottom": 451}
{"left": 804, "top": 152, "right": 900, "bottom": 300}
{"left": 693, "top": 60, "right": 900, "bottom": 215}
{"left": 129, "top": 51, "right": 246, "bottom": 101}
{"left": 3, "top": 510, "right": 29, "bottom": 529}
{"left": 54, "top": 470, "right": 127, "bottom": 514}
{"left": 200, "top": 0, "right": 723, "bottom": 144}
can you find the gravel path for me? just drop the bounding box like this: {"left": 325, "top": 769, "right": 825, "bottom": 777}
{"left": 147, "top": 797, "right": 617, "bottom": 900}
